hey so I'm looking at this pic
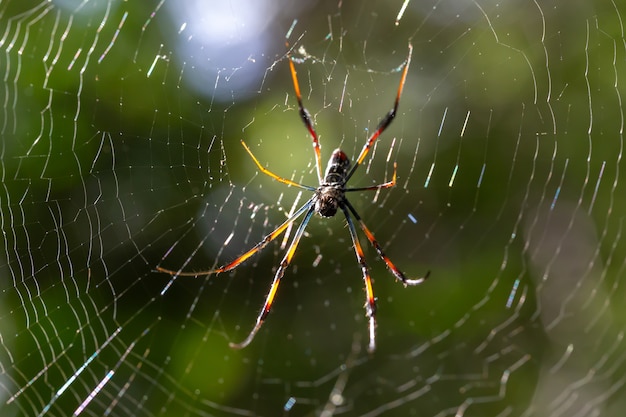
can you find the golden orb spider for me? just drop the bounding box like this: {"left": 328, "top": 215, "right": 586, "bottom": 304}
{"left": 157, "top": 43, "right": 429, "bottom": 353}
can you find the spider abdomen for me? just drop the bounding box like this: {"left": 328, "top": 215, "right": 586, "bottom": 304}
{"left": 315, "top": 149, "right": 350, "bottom": 217}
{"left": 323, "top": 149, "right": 350, "bottom": 184}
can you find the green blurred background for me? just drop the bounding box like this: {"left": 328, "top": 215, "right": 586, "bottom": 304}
{"left": 1, "top": 0, "right": 625, "bottom": 416}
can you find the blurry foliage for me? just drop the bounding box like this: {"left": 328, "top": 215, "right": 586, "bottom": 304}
{"left": 2, "top": 0, "right": 625, "bottom": 416}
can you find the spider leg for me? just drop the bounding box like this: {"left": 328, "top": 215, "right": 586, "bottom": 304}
{"left": 345, "top": 44, "right": 413, "bottom": 183}
{"left": 230, "top": 205, "right": 316, "bottom": 349}
{"left": 241, "top": 140, "right": 316, "bottom": 190}
{"left": 341, "top": 205, "right": 378, "bottom": 353}
{"left": 288, "top": 58, "right": 324, "bottom": 184}
{"left": 345, "top": 162, "right": 397, "bottom": 192}
{"left": 343, "top": 198, "right": 430, "bottom": 286}
{"left": 155, "top": 199, "right": 314, "bottom": 277}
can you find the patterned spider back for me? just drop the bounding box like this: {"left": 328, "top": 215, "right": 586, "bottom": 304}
{"left": 323, "top": 149, "right": 350, "bottom": 185}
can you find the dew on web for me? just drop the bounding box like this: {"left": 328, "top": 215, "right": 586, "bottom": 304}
{"left": 2, "top": 1, "right": 626, "bottom": 416}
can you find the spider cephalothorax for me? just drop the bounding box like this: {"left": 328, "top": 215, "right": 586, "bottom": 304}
{"left": 157, "top": 43, "right": 429, "bottom": 353}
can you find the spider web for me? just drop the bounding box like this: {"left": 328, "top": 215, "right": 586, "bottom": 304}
{"left": 1, "top": 0, "right": 626, "bottom": 416}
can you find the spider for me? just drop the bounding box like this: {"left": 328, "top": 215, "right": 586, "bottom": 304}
{"left": 157, "top": 43, "right": 429, "bottom": 353}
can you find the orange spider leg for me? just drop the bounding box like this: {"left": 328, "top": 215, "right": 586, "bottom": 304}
{"left": 346, "top": 43, "right": 413, "bottom": 182}
{"left": 241, "top": 140, "right": 315, "bottom": 190}
{"left": 229, "top": 205, "right": 316, "bottom": 349}
{"left": 346, "top": 162, "right": 397, "bottom": 192}
{"left": 341, "top": 206, "right": 378, "bottom": 353}
{"left": 289, "top": 58, "right": 324, "bottom": 184}
{"left": 343, "top": 199, "right": 430, "bottom": 286}
{"left": 155, "top": 199, "right": 314, "bottom": 277}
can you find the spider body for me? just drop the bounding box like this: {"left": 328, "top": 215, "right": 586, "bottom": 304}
{"left": 315, "top": 149, "right": 350, "bottom": 217}
{"left": 157, "top": 44, "right": 429, "bottom": 353}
